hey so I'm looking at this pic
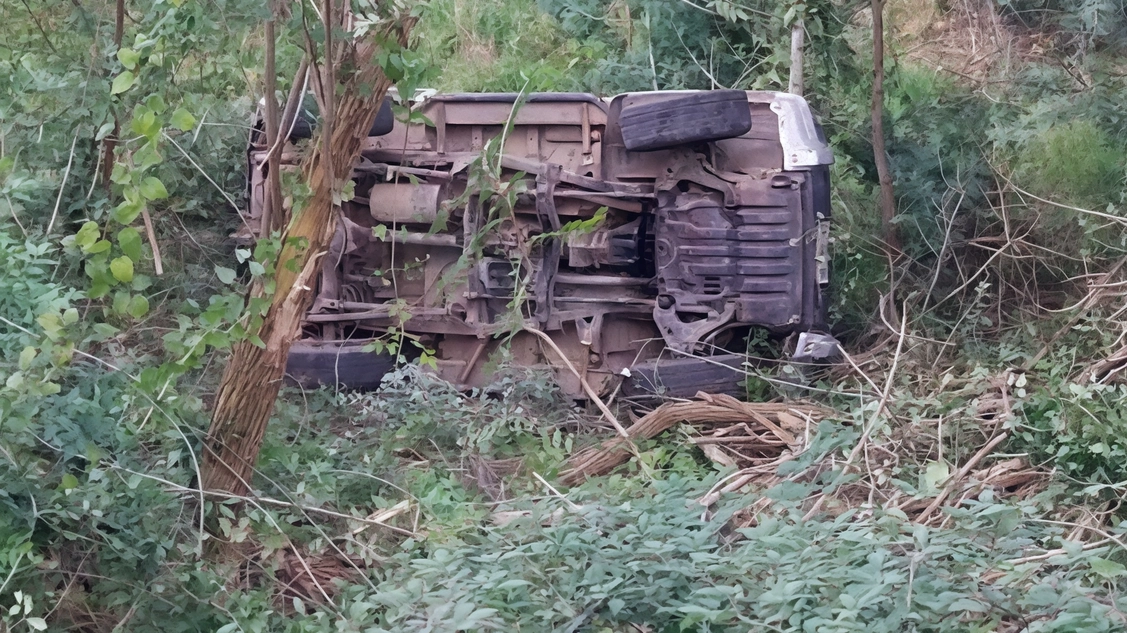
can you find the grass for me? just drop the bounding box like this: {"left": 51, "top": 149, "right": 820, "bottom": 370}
{"left": 411, "top": 0, "right": 598, "bottom": 92}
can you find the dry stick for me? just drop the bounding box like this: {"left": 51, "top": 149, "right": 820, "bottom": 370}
{"left": 525, "top": 326, "right": 629, "bottom": 438}
{"left": 46, "top": 132, "right": 79, "bottom": 233}
{"left": 0, "top": 315, "right": 132, "bottom": 376}
{"left": 351, "top": 500, "right": 411, "bottom": 535}
{"left": 163, "top": 133, "right": 241, "bottom": 213}
{"left": 788, "top": 13, "right": 805, "bottom": 96}
{"left": 115, "top": 464, "right": 416, "bottom": 537}
{"left": 1029, "top": 519, "right": 1127, "bottom": 555}
{"left": 100, "top": 0, "right": 126, "bottom": 192}
{"left": 933, "top": 231, "right": 1024, "bottom": 306}
{"left": 1009, "top": 539, "right": 1113, "bottom": 566}
{"left": 1007, "top": 179, "right": 1127, "bottom": 228}
{"left": 1023, "top": 254, "right": 1127, "bottom": 371}
{"left": 914, "top": 431, "right": 1009, "bottom": 524}
{"left": 140, "top": 209, "right": 163, "bottom": 275}
{"left": 922, "top": 191, "right": 964, "bottom": 312}
{"left": 802, "top": 299, "right": 907, "bottom": 522}
{"left": 533, "top": 472, "right": 582, "bottom": 513}
{"left": 320, "top": 0, "right": 336, "bottom": 190}
{"left": 262, "top": 58, "right": 311, "bottom": 169}
{"left": 5, "top": 194, "right": 27, "bottom": 238}
{"left": 838, "top": 344, "right": 883, "bottom": 394}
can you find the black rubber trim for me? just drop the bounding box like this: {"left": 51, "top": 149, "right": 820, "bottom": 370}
{"left": 288, "top": 97, "right": 396, "bottom": 140}
{"left": 285, "top": 341, "right": 395, "bottom": 390}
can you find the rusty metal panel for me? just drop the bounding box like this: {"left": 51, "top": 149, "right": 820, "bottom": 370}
{"left": 439, "top": 101, "right": 606, "bottom": 127}
{"left": 369, "top": 183, "right": 442, "bottom": 223}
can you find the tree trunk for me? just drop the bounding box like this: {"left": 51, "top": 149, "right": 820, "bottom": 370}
{"left": 871, "top": 0, "right": 900, "bottom": 255}
{"left": 260, "top": 1, "right": 283, "bottom": 237}
{"left": 200, "top": 16, "right": 415, "bottom": 497}
{"left": 101, "top": 0, "right": 125, "bottom": 191}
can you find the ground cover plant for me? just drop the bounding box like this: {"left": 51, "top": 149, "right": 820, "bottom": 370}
{"left": 4, "top": 0, "right": 1127, "bottom": 630}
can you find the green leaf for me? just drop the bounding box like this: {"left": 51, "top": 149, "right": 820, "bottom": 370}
{"left": 128, "top": 295, "right": 150, "bottom": 319}
{"left": 215, "top": 266, "right": 237, "bottom": 284}
{"left": 91, "top": 323, "right": 119, "bottom": 341}
{"left": 18, "top": 347, "right": 36, "bottom": 371}
{"left": 112, "top": 198, "right": 144, "bottom": 224}
{"left": 144, "top": 94, "right": 167, "bottom": 114}
{"left": 113, "top": 291, "right": 131, "bottom": 315}
{"left": 111, "top": 71, "right": 135, "bottom": 95}
{"left": 5, "top": 372, "right": 24, "bottom": 390}
{"left": 139, "top": 177, "right": 168, "bottom": 200}
{"left": 75, "top": 221, "right": 100, "bottom": 250}
{"left": 110, "top": 162, "right": 131, "bottom": 184}
{"left": 170, "top": 107, "right": 196, "bottom": 131}
{"left": 1091, "top": 557, "right": 1126, "bottom": 578}
{"left": 131, "top": 274, "right": 153, "bottom": 292}
{"left": 117, "top": 47, "right": 140, "bottom": 68}
{"left": 86, "top": 239, "right": 112, "bottom": 254}
{"left": 25, "top": 617, "right": 47, "bottom": 631}
{"left": 60, "top": 473, "right": 79, "bottom": 490}
{"left": 110, "top": 256, "right": 134, "bottom": 283}
{"left": 131, "top": 108, "right": 160, "bottom": 141}
{"left": 88, "top": 282, "right": 111, "bottom": 299}
{"left": 96, "top": 121, "right": 116, "bottom": 141}
{"left": 133, "top": 143, "right": 162, "bottom": 170}
{"left": 117, "top": 227, "right": 142, "bottom": 261}
{"left": 923, "top": 461, "right": 949, "bottom": 492}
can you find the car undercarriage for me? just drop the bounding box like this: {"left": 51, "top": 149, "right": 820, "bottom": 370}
{"left": 244, "top": 89, "right": 838, "bottom": 400}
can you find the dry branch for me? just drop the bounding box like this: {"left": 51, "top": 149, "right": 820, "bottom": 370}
{"left": 558, "top": 392, "right": 828, "bottom": 487}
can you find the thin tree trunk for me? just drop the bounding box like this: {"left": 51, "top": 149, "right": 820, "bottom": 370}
{"left": 201, "top": 18, "right": 415, "bottom": 498}
{"left": 871, "top": 0, "right": 901, "bottom": 255}
{"left": 789, "top": 17, "right": 804, "bottom": 96}
{"left": 101, "top": 0, "right": 125, "bottom": 191}
{"left": 261, "top": 2, "right": 283, "bottom": 237}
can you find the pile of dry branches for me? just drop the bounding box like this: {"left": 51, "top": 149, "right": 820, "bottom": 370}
{"left": 559, "top": 392, "right": 829, "bottom": 487}
{"left": 560, "top": 377, "right": 1051, "bottom": 529}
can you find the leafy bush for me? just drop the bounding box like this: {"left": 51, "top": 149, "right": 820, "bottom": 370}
{"left": 1016, "top": 378, "right": 1127, "bottom": 485}
{"left": 1016, "top": 119, "right": 1124, "bottom": 210}
{"left": 352, "top": 473, "right": 1127, "bottom": 632}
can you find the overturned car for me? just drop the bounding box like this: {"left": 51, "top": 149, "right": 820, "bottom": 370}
{"left": 244, "top": 89, "right": 837, "bottom": 400}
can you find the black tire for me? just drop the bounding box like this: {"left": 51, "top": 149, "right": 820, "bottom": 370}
{"left": 285, "top": 341, "right": 396, "bottom": 390}
{"left": 286, "top": 97, "right": 394, "bottom": 141}
{"left": 619, "top": 90, "right": 752, "bottom": 151}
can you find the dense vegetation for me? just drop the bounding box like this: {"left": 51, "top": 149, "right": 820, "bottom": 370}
{"left": 4, "top": 0, "right": 1127, "bottom": 630}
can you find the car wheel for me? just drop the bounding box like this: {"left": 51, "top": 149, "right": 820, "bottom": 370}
{"left": 619, "top": 90, "right": 752, "bottom": 151}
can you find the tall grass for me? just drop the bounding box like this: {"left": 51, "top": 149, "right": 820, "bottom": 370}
{"left": 412, "top": 0, "right": 596, "bottom": 92}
